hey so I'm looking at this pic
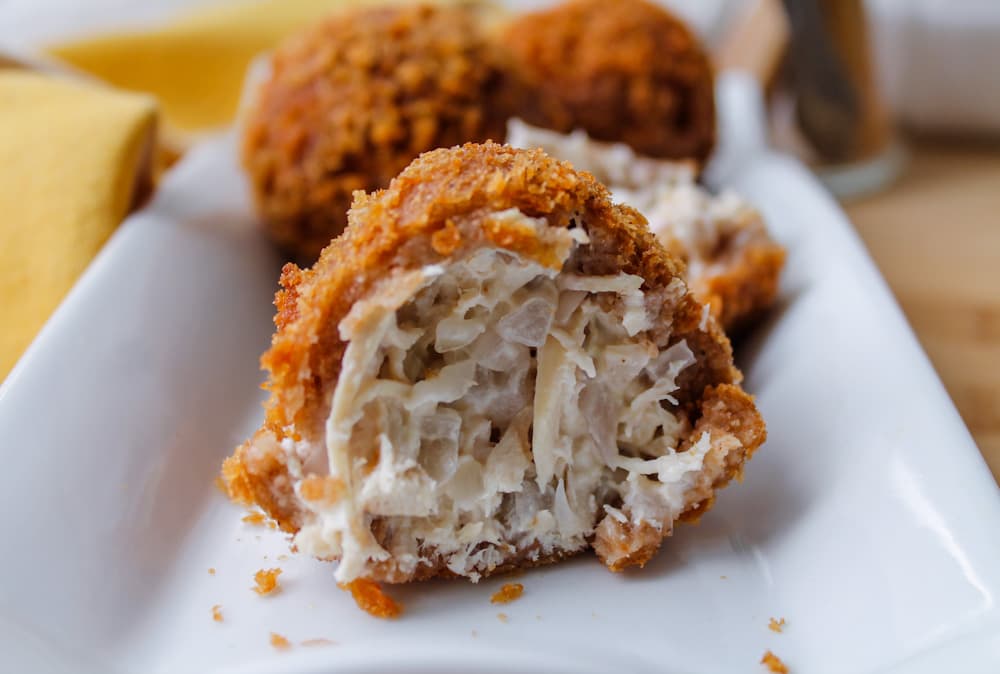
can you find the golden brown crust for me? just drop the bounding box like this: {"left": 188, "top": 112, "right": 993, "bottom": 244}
{"left": 669, "top": 231, "right": 787, "bottom": 335}
{"left": 505, "top": 0, "right": 716, "bottom": 164}
{"left": 592, "top": 519, "right": 663, "bottom": 572}
{"left": 242, "top": 4, "right": 553, "bottom": 260}
{"left": 594, "top": 384, "right": 766, "bottom": 570}
{"left": 224, "top": 142, "right": 762, "bottom": 582}
{"left": 680, "top": 384, "right": 768, "bottom": 509}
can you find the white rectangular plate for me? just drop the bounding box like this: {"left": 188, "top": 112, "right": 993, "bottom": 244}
{"left": 1, "top": 75, "right": 999, "bottom": 674}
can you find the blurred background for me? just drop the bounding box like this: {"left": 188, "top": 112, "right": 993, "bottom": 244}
{"left": 1, "top": 0, "right": 997, "bottom": 479}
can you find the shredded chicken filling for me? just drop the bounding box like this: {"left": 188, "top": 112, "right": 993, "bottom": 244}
{"left": 507, "top": 118, "right": 761, "bottom": 279}
{"left": 292, "top": 212, "right": 711, "bottom": 582}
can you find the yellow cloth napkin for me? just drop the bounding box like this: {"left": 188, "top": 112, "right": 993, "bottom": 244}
{"left": 3, "top": 0, "right": 458, "bottom": 380}
{"left": 0, "top": 70, "right": 157, "bottom": 379}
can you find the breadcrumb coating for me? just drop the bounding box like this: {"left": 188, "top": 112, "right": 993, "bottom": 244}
{"left": 768, "top": 617, "right": 786, "bottom": 633}
{"left": 242, "top": 3, "right": 554, "bottom": 260}
{"left": 223, "top": 142, "right": 764, "bottom": 584}
{"left": 211, "top": 604, "right": 223, "bottom": 622}
{"left": 662, "top": 224, "right": 786, "bottom": 335}
{"left": 505, "top": 0, "right": 716, "bottom": 163}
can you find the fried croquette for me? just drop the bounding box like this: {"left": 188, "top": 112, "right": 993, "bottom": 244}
{"left": 241, "top": 3, "right": 547, "bottom": 260}
{"left": 507, "top": 119, "right": 785, "bottom": 334}
{"left": 222, "top": 142, "right": 765, "bottom": 588}
{"left": 504, "top": 0, "right": 716, "bottom": 164}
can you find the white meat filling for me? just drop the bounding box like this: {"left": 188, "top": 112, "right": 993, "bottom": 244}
{"left": 507, "top": 118, "right": 761, "bottom": 278}
{"left": 294, "top": 214, "right": 710, "bottom": 582}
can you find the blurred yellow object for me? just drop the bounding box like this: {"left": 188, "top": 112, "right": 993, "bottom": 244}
{"left": 0, "top": 70, "right": 157, "bottom": 379}
{"left": 48, "top": 0, "right": 404, "bottom": 137}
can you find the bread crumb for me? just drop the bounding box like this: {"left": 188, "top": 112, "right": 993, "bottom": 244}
{"left": 277, "top": 554, "right": 289, "bottom": 561}
{"left": 720, "top": 575, "right": 728, "bottom": 580}
{"left": 270, "top": 632, "right": 292, "bottom": 650}
{"left": 339, "top": 579, "right": 402, "bottom": 619}
{"left": 301, "top": 638, "right": 335, "bottom": 647}
{"left": 253, "top": 568, "right": 282, "bottom": 595}
{"left": 208, "top": 567, "right": 216, "bottom": 576}
{"left": 490, "top": 582, "right": 524, "bottom": 604}
{"left": 242, "top": 511, "right": 267, "bottom": 526}
{"left": 768, "top": 617, "right": 786, "bottom": 633}
{"left": 211, "top": 605, "right": 223, "bottom": 622}
{"left": 496, "top": 612, "right": 508, "bottom": 623}
{"left": 761, "top": 650, "right": 789, "bottom": 673}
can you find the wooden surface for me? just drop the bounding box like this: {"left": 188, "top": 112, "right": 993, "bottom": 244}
{"left": 846, "top": 137, "right": 1000, "bottom": 483}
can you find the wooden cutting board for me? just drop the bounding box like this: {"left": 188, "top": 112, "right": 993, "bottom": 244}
{"left": 847, "top": 136, "right": 1000, "bottom": 483}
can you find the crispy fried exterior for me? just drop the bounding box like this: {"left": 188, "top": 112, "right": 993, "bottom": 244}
{"left": 241, "top": 3, "right": 555, "bottom": 260}
{"left": 504, "top": 0, "right": 716, "bottom": 164}
{"left": 698, "top": 238, "right": 786, "bottom": 335}
{"left": 593, "top": 383, "right": 766, "bottom": 570}
{"left": 223, "top": 142, "right": 763, "bottom": 581}
{"left": 661, "top": 217, "right": 787, "bottom": 335}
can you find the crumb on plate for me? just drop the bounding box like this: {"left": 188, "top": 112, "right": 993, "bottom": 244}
{"left": 496, "top": 612, "right": 508, "bottom": 623}
{"left": 242, "top": 511, "right": 267, "bottom": 526}
{"left": 761, "top": 650, "right": 789, "bottom": 673}
{"left": 490, "top": 582, "right": 524, "bottom": 604}
{"left": 253, "top": 568, "right": 283, "bottom": 595}
{"left": 270, "top": 632, "right": 292, "bottom": 650}
{"left": 208, "top": 567, "right": 216, "bottom": 576}
{"left": 339, "top": 579, "right": 402, "bottom": 619}
{"left": 277, "top": 554, "right": 289, "bottom": 561}
{"left": 211, "top": 604, "right": 223, "bottom": 622}
{"left": 768, "top": 617, "right": 786, "bottom": 633}
{"left": 301, "top": 638, "right": 335, "bottom": 647}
